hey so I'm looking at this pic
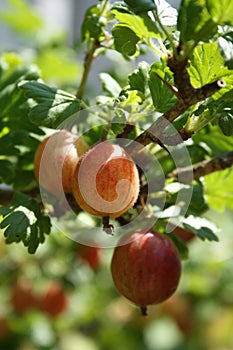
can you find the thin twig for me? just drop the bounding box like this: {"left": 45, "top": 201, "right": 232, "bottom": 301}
{"left": 76, "top": 39, "right": 100, "bottom": 99}
{"left": 167, "top": 151, "right": 233, "bottom": 183}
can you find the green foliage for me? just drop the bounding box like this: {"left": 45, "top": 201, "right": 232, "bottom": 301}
{"left": 111, "top": 108, "right": 127, "bottom": 135}
{"left": 0, "top": 0, "right": 43, "bottom": 34}
{"left": 128, "top": 61, "right": 150, "bottom": 94}
{"left": 19, "top": 81, "right": 81, "bottom": 128}
{"left": 218, "top": 109, "right": 233, "bottom": 136}
{"left": 81, "top": 4, "right": 107, "bottom": 41}
{"left": 167, "top": 232, "right": 189, "bottom": 259}
{"left": 193, "top": 125, "right": 233, "bottom": 156}
{"left": 99, "top": 73, "right": 122, "bottom": 97}
{"left": 0, "top": 160, "right": 15, "bottom": 184}
{"left": 123, "top": 0, "right": 156, "bottom": 14}
{"left": 206, "top": 0, "right": 233, "bottom": 26}
{"left": 177, "top": 0, "right": 217, "bottom": 56}
{"left": 204, "top": 168, "right": 233, "bottom": 212}
{"left": 112, "top": 25, "right": 140, "bottom": 56}
{"left": 183, "top": 221, "right": 219, "bottom": 241}
{"left": 149, "top": 62, "right": 177, "bottom": 112}
{"left": 35, "top": 48, "right": 82, "bottom": 85}
{"left": 188, "top": 42, "right": 231, "bottom": 88}
{"left": 0, "top": 192, "right": 51, "bottom": 253}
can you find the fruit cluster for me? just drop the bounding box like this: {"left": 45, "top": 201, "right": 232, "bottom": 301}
{"left": 34, "top": 130, "right": 191, "bottom": 314}
{"left": 10, "top": 279, "right": 68, "bottom": 318}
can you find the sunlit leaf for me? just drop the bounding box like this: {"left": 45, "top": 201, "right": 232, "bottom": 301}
{"left": 204, "top": 168, "right": 233, "bottom": 212}
{"left": 177, "top": 0, "right": 217, "bottom": 56}
{"left": 206, "top": 0, "right": 233, "bottom": 25}
{"left": 188, "top": 42, "right": 231, "bottom": 88}
{"left": 99, "top": 73, "right": 122, "bottom": 97}
{"left": 112, "top": 10, "right": 159, "bottom": 40}
{"left": 193, "top": 125, "right": 233, "bottom": 156}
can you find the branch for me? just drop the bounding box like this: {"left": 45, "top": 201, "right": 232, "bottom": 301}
{"left": 76, "top": 39, "right": 100, "bottom": 99}
{"left": 126, "top": 55, "right": 225, "bottom": 154}
{"left": 167, "top": 150, "right": 233, "bottom": 183}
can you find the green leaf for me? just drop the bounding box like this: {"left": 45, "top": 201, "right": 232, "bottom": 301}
{"left": 165, "top": 182, "right": 209, "bottom": 217}
{"left": 0, "top": 65, "right": 40, "bottom": 116}
{"left": 0, "top": 192, "right": 51, "bottom": 253}
{"left": 0, "top": 210, "right": 29, "bottom": 243}
{"left": 81, "top": 4, "right": 107, "bottom": 41}
{"left": 166, "top": 233, "right": 189, "bottom": 260}
{"left": 183, "top": 222, "right": 219, "bottom": 241}
{"left": 149, "top": 63, "right": 177, "bottom": 112}
{"left": 112, "top": 25, "right": 140, "bottom": 56}
{"left": 112, "top": 10, "right": 159, "bottom": 41}
{"left": 182, "top": 216, "right": 219, "bottom": 241}
{"left": 123, "top": 0, "right": 156, "bottom": 14}
{"left": 204, "top": 168, "right": 233, "bottom": 212}
{"left": 0, "top": 130, "right": 28, "bottom": 156}
{"left": 192, "top": 124, "right": 233, "bottom": 156}
{"left": 206, "top": 0, "right": 233, "bottom": 25}
{"left": 120, "top": 90, "right": 143, "bottom": 106}
{"left": 0, "top": 160, "right": 15, "bottom": 184}
{"left": 19, "top": 81, "right": 81, "bottom": 128}
{"left": 0, "top": 65, "right": 40, "bottom": 91}
{"left": 112, "top": 2, "right": 132, "bottom": 14}
{"left": 177, "top": 0, "right": 217, "bottom": 56}
{"left": 128, "top": 61, "right": 150, "bottom": 93}
{"left": 13, "top": 169, "right": 35, "bottom": 191}
{"left": 218, "top": 109, "right": 233, "bottom": 136}
{"left": 212, "top": 73, "right": 233, "bottom": 101}
{"left": 188, "top": 42, "right": 231, "bottom": 88}
{"left": 186, "top": 184, "right": 209, "bottom": 216}
{"left": 99, "top": 73, "right": 122, "bottom": 97}
{"left": 111, "top": 109, "right": 127, "bottom": 135}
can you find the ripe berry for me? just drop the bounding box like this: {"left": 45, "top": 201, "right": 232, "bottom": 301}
{"left": 10, "top": 280, "right": 36, "bottom": 315}
{"left": 38, "top": 281, "right": 67, "bottom": 318}
{"left": 72, "top": 141, "right": 140, "bottom": 219}
{"left": 77, "top": 244, "right": 101, "bottom": 270}
{"left": 111, "top": 230, "right": 182, "bottom": 315}
{"left": 34, "top": 130, "right": 89, "bottom": 196}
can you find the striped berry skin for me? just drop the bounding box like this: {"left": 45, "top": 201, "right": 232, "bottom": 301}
{"left": 72, "top": 141, "right": 140, "bottom": 219}
{"left": 111, "top": 230, "right": 182, "bottom": 315}
{"left": 34, "top": 130, "right": 89, "bottom": 196}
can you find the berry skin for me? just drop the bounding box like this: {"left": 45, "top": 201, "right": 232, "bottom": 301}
{"left": 72, "top": 141, "right": 140, "bottom": 219}
{"left": 38, "top": 281, "right": 68, "bottom": 318}
{"left": 34, "top": 130, "right": 89, "bottom": 196}
{"left": 10, "top": 280, "right": 37, "bottom": 315}
{"left": 77, "top": 244, "right": 101, "bottom": 270}
{"left": 111, "top": 230, "right": 182, "bottom": 315}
